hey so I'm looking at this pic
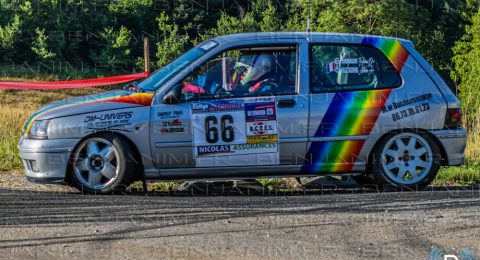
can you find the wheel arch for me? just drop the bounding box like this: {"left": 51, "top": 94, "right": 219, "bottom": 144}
{"left": 366, "top": 128, "right": 448, "bottom": 174}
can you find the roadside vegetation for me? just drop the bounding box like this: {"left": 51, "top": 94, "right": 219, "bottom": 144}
{"left": 0, "top": 86, "right": 105, "bottom": 171}
{"left": 1, "top": 0, "right": 480, "bottom": 186}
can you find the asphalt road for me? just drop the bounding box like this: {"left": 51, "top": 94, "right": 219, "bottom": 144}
{"left": 0, "top": 187, "right": 479, "bottom": 259}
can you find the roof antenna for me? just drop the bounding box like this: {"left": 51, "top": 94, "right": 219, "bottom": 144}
{"left": 306, "top": 0, "right": 311, "bottom": 33}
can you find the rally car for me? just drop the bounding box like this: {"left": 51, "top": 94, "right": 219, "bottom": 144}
{"left": 18, "top": 32, "right": 466, "bottom": 194}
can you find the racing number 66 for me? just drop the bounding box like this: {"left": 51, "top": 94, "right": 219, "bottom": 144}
{"left": 205, "top": 115, "right": 235, "bottom": 143}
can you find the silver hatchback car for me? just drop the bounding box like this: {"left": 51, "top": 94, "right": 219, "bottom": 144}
{"left": 18, "top": 32, "right": 466, "bottom": 194}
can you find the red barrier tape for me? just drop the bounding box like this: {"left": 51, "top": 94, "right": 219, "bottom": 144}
{"left": 0, "top": 72, "right": 149, "bottom": 90}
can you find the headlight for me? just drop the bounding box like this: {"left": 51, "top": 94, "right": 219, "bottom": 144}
{"left": 28, "top": 120, "right": 50, "bottom": 139}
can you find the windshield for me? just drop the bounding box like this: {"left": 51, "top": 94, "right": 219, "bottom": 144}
{"left": 138, "top": 40, "right": 218, "bottom": 92}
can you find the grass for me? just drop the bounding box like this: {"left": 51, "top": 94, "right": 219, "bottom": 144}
{"left": 129, "top": 181, "right": 181, "bottom": 193}
{"left": 0, "top": 77, "right": 479, "bottom": 186}
{"left": 0, "top": 81, "right": 106, "bottom": 172}
{"left": 435, "top": 163, "right": 480, "bottom": 186}
{"left": 0, "top": 64, "right": 133, "bottom": 82}
{"left": 436, "top": 130, "right": 480, "bottom": 185}
{"left": 258, "top": 177, "right": 303, "bottom": 191}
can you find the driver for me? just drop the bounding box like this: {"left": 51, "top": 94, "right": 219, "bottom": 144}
{"left": 181, "top": 53, "right": 278, "bottom": 97}
{"left": 231, "top": 53, "right": 277, "bottom": 95}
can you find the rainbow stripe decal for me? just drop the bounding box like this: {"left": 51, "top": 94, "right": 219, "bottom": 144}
{"left": 302, "top": 37, "right": 409, "bottom": 173}
{"left": 301, "top": 90, "right": 392, "bottom": 173}
{"left": 24, "top": 91, "right": 153, "bottom": 134}
{"left": 361, "top": 37, "right": 410, "bottom": 73}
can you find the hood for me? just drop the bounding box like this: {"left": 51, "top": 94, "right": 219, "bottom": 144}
{"left": 24, "top": 90, "right": 154, "bottom": 133}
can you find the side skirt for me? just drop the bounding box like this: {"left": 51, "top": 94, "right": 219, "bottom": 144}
{"left": 144, "top": 163, "right": 367, "bottom": 181}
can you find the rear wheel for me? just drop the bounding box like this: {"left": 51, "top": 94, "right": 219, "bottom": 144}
{"left": 371, "top": 131, "right": 441, "bottom": 191}
{"left": 69, "top": 134, "right": 136, "bottom": 194}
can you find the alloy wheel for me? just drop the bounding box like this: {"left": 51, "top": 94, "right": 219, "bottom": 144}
{"left": 381, "top": 133, "right": 433, "bottom": 185}
{"left": 73, "top": 137, "right": 121, "bottom": 190}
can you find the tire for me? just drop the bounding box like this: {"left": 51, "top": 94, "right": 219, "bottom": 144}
{"left": 68, "top": 133, "right": 137, "bottom": 194}
{"left": 371, "top": 131, "right": 441, "bottom": 191}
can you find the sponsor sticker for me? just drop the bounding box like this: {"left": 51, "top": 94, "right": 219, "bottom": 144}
{"left": 197, "top": 143, "right": 277, "bottom": 157}
{"left": 160, "top": 127, "right": 184, "bottom": 134}
{"left": 197, "top": 145, "right": 232, "bottom": 156}
{"left": 245, "top": 102, "right": 276, "bottom": 122}
{"left": 162, "top": 118, "right": 182, "bottom": 127}
{"left": 192, "top": 98, "right": 279, "bottom": 167}
{"left": 247, "top": 135, "right": 278, "bottom": 144}
{"left": 246, "top": 121, "right": 277, "bottom": 136}
{"left": 326, "top": 57, "right": 376, "bottom": 75}
{"left": 84, "top": 111, "right": 133, "bottom": 123}
{"left": 247, "top": 97, "right": 275, "bottom": 103}
{"left": 231, "top": 142, "right": 277, "bottom": 152}
{"left": 84, "top": 111, "right": 133, "bottom": 133}
{"left": 244, "top": 98, "right": 278, "bottom": 144}
{"left": 158, "top": 110, "right": 183, "bottom": 119}
{"left": 192, "top": 100, "right": 244, "bottom": 114}
{"left": 159, "top": 118, "right": 185, "bottom": 134}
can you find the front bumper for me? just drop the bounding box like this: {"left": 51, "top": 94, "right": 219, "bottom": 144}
{"left": 18, "top": 136, "right": 80, "bottom": 184}
{"left": 431, "top": 129, "right": 467, "bottom": 166}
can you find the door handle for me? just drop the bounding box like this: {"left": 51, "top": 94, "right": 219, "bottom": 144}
{"left": 277, "top": 99, "right": 296, "bottom": 108}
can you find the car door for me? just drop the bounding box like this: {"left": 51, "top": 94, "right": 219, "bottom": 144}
{"left": 303, "top": 44, "right": 403, "bottom": 174}
{"left": 273, "top": 46, "right": 309, "bottom": 165}
{"left": 150, "top": 100, "right": 195, "bottom": 168}
{"left": 149, "top": 56, "right": 227, "bottom": 170}
{"left": 150, "top": 44, "right": 309, "bottom": 171}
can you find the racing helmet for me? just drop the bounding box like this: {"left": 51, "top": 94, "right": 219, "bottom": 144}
{"left": 236, "top": 53, "right": 274, "bottom": 85}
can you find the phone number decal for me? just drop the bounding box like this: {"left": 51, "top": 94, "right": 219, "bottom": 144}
{"left": 392, "top": 103, "right": 430, "bottom": 121}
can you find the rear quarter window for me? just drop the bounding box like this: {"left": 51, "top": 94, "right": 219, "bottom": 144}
{"left": 310, "top": 45, "right": 402, "bottom": 93}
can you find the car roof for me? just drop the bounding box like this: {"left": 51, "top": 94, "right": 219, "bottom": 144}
{"left": 212, "top": 32, "right": 413, "bottom": 46}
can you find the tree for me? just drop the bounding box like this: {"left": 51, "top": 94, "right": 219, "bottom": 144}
{"left": 283, "top": 0, "right": 475, "bottom": 81}
{"left": 204, "top": 0, "right": 282, "bottom": 38}
{"left": 91, "top": 26, "right": 134, "bottom": 71}
{"left": 155, "top": 12, "right": 189, "bottom": 67}
{"left": 0, "top": 0, "right": 474, "bottom": 81}
{"left": 31, "top": 28, "right": 55, "bottom": 60}
{"left": 0, "top": 15, "right": 21, "bottom": 59}
{"left": 452, "top": 9, "right": 480, "bottom": 129}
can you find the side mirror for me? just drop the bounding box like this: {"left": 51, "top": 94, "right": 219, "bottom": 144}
{"left": 163, "top": 84, "right": 183, "bottom": 104}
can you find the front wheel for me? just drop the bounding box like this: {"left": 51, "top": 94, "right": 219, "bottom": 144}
{"left": 371, "top": 131, "right": 441, "bottom": 191}
{"left": 69, "top": 134, "right": 137, "bottom": 194}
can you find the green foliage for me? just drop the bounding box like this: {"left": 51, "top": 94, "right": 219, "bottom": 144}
{"left": 452, "top": 9, "right": 480, "bottom": 130}
{"left": 91, "top": 26, "right": 133, "bottom": 70}
{"left": 201, "top": 0, "right": 469, "bottom": 81}
{"left": 250, "top": 0, "right": 283, "bottom": 31}
{"left": 285, "top": 0, "right": 469, "bottom": 76}
{"left": 0, "top": 0, "right": 473, "bottom": 79}
{"left": 435, "top": 161, "right": 480, "bottom": 185}
{"left": 204, "top": 0, "right": 282, "bottom": 38}
{"left": 31, "top": 28, "right": 56, "bottom": 60}
{"left": 0, "top": 15, "right": 21, "bottom": 49}
{"left": 155, "top": 12, "right": 189, "bottom": 67}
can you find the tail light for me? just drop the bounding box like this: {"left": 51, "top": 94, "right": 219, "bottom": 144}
{"left": 445, "top": 108, "right": 462, "bottom": 129}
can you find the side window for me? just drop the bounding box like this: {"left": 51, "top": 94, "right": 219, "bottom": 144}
{"left": 310, "top": 45, "right": 402, "bottom": 92}
{"left": 181, "top": 46, "right": 297, "bottom": 101}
